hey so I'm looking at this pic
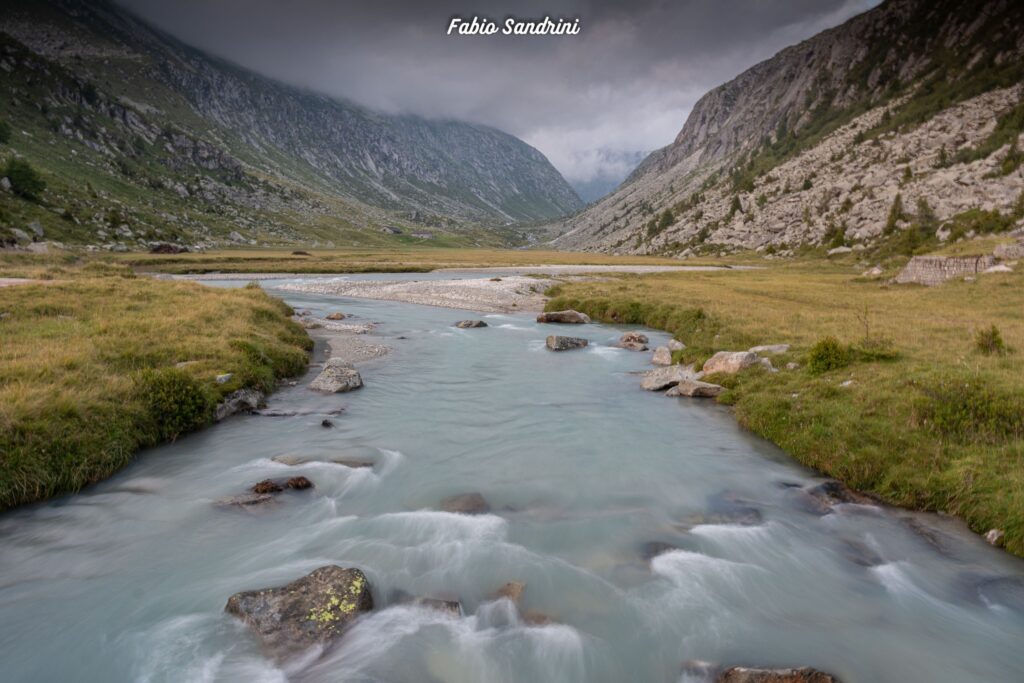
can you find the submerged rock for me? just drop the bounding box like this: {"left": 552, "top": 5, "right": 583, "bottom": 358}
{"left": 310, "top": 359, "right": 363, "bottom": 393}
{"left": 491, "top": 581, "right": 525, "bottom": 603}
{"left": 440, "top": 492, "right": 491, "bottom": 515}
{"left": 640, "top": 364, "right": 701, "bottom": 391}
{"left": 215, "top": 493, "right": 277, "bottom": 509}
{"left": 536, "top": 310, "right": 591, "bottom": 324}
{"left": 641, "top": 541, "right": 681, "bottom": 561}
{"left": 546, "top": 335, "right": 589, "bottom": 351}
{"left": 665, "top": 379, "right": 724, "bottom": 398}
{"left": 225, "top": 565, "right": 373, "bottom": 659}
{"left": 271, "top": 455, "right": 374, "bottom": 469}
{"left": 651, "top": 346, "right": 673, "bottom": 365}
{"left": 717, "top": 666, "right": 840, "bottom": 682}
{"left": 618, "top": 331, "right": 649, "bottom": 351}
{"left": 454, "top": 319, "right": 488, "bottom": 328}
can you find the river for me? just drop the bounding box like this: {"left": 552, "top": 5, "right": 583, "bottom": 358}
{"left": 1, "top": 276, "right": 1022, "bottom": 682}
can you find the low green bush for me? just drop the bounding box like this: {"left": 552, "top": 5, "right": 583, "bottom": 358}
{"left": 3, "top": 158, "right": 46, "bottom": 200}
{"left": 975, "top": 324, "right": 1007, "bottom": 356}
{"left": 914, "top": 376, "right": 1024, "bottom": 443}
{"left": 137, "top": 368, "right": 216, "bottom": 441}
{"left": 807, "top": 336, "right": 851, "bottom": 374}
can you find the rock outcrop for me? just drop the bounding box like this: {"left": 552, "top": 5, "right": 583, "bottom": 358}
{"left": 309, "top": 359, "right": 363, "bottom": 393}
{"left": 225, "top": 566, "right": 373, "bottom": 659}
{"left": 546, "top": 336, "right": 589, "bottom": 351}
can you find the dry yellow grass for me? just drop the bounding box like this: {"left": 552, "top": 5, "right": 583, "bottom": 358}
{"left": 0, "top": 271, "right": 310, "bottom": 508}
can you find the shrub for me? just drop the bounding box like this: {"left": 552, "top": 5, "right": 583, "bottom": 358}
{"left": 137, "top": 368, "right": 216, "bottom": 441}
{"left": 884, "top": 193, "right": 905, "bottom": 234}
{"left": 801, "top": 178, "right": 813, "bottom": 191}
{"left": 3, "top": 158, "right": 46, "bottom": 200}
{"left": 914, "top": 376, "right": 1024, "bottom": 443}
{"left": 975, "top": 324, "right": 1007, "bottom": 356}
{"left": 807, "top": 336, "right": 850, "bottom": 374}
{"left": 0, "top": 120, "right": 10, "bottom": 145}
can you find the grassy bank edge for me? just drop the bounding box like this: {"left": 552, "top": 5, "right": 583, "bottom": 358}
{"left": 0, "top": 276, "right": 313, "bottom": 510}
{"left": 545, "top": 288, "right": 1024, "bottom": 558}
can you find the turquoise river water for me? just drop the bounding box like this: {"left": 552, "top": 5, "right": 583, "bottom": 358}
{"left": 1, "top": 275, "right": 1023, "bottom": 682}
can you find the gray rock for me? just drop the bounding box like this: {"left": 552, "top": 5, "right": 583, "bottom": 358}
{"left": 225, "top": 565, "right": 373, "bottom": 659}
{"left": 454, "top": 319, "right": 488, "bottom": 328}
{"left": 749, "top": 344, "right": 790, "bottom": 355}
{"left": 985, "top": 529, "right": 1005, "bottom": 547}
{"left": 0, "top": 177, "right": 10, "bottom": 192}
{"left": 228, "top": 230, "right": 245, "bottom": 243}
{"left": 717, "top": 666, "right": 840, "bottom": 682}
{"left": 27, "top": 221, "right": 43, "bottom": 238}
{"left": 617, "top": 331, "right": 649, "bottom": 351}
{"left": 651, "top": 346, "right": 673, "bottom": 365}
{"left": 702, "top": 351, "right": 761, "bottom": 375}
{"left": 215, "top": 493, "right": 277, "bottom": 509}
{"left": 667, "top": 339, "right": 686, "bottom": 352}
{"left": 215, "top": 373, "right": 233, "bottom": 384}
{"left": 10, "top": 227, "right": 31, "bottom": 243}
{"left": 536, "top": 310, "right": 591, "bottom": 324}
{"left": 325, "top": 312, "right": 346, "bottom": 320}
{"left": 440, "top": 492, "right": 490, "bottom": 514}
{"left": 640, "top": 364, "right": 701, "bottom": 391}
{"left": 665, "top": 379, "right": 724, "bottom": 398}
{"left": 215, "top": 388, "right": 264, "bottom": 421}
{"left": 310, "top": 359, "right": 363, "bottom": 393}
{"left": 827, "top": 246, "right": 852, "bottom": 256}
{"left": 546, "top": 335, "right": 588, "bottom": 351}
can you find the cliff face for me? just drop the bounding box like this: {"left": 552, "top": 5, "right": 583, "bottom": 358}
{"left": 0, "top": 0, "right": 581, "bottom": 249}
{"left": 552, "top": 0, "right": 1024, "bottom": 256}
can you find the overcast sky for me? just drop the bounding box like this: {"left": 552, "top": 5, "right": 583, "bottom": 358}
{"left": 117, "top": 0, "right": 876, "bottom": 198}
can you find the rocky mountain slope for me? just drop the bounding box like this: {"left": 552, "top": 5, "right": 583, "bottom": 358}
{"left": 551, "top": 0, "right": 1024, "bottom": 258}
{"left": 0, "top": 0, "right": 582, "bottom": 250}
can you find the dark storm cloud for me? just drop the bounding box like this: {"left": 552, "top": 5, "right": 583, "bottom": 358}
{"left": 116, "top": 0, "right": 877, "bottom": 188}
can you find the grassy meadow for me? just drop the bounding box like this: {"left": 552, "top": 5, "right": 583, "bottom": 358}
{"left": 0, "top": 266, "right": 311, "bottom": 509}
{"left": 546, "top": 259, "right": 1024, "bottom": 555}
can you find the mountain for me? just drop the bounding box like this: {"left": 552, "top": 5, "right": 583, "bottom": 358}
{"left": 0, "top": 0, "right": 582, "bottom": 250}
{"left": 550, "top": 0, "right": 1024, "bottom": 257}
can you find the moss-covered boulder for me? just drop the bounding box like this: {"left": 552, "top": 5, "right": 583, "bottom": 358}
{"left": 225, "top": 565, "right": 373, "bottom": 659}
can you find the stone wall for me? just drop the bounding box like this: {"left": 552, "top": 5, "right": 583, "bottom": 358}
{"left": 895, "top": 255, "right": 997, "bottom": 286}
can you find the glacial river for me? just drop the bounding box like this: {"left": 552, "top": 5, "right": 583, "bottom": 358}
{"left": 1, "top": 276, "right": 1023, "bottom": 682}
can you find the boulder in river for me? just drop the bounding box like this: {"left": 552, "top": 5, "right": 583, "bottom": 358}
{"left": 537, "top": 310, "right": 591, "bottom": 324}
{"left": 717, "top": 666, "right": 840, "bottom": 682}
{"left": 225, "top": 565, "right": 373, "bottom": 659}
{"left": 454, "top": 319, "right": 488, "bottom": 328}
{"left": 440, "top": 492, "right": 491, "bottom": 514}
{"left": 215, "top": 493, "right": 277, "bottom": 509}
{"left": 251, "top": 476, "right": 314, "bottom": 494}
{"left": 546, "top": 335, "right": 589, "bottom": 351}
{"left": 651, "top": 346, "right": 673, "bottom": 365}
{"left": 665, "top": 379, "right": 724, "bottom": 398}
{"left": 215, "top": 388, "right": 265, "bottom": 421}
{"left": 617, "top": 331, "right": 649, "bottom": 351}
{"left": 702, "top": 351, "right": 762, "bottom": 375}
{"left": 491, "top": 581, "right": 525, "bottom": 603}
{"left": 640, "top": 364, "right": 701, "bottom": 391}
{"left": 325, "top": 312, "right": 346, "bottom": 320}
{"left": 985, "top": 529, "right": 1005, "bottom": 547}
{"left": 310, "top": 359, "right": 363, "bottom": 393}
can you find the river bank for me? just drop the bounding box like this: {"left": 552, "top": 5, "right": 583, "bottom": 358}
{"left": 544, "top": 262, "right": 1024, "bottom": 557}
{"left": 0, "top": 273, "right": 312, "bottom": 510}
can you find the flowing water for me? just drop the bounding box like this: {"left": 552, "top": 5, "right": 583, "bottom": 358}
{"left": 2, "top": 276, "right": 1023, "bottom": 683}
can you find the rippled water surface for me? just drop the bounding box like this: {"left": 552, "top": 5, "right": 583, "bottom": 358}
{"left": 2, "top": 277, "right": 1023, "bottom": 682}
